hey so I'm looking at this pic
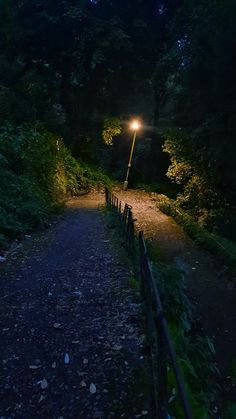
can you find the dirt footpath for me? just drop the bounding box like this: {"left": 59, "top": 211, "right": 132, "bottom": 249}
{"left": 115, "top": 188, "right": 236, "bottom": 402}
{"left": 0, "top": 192, "right": 151, "bottom": 419}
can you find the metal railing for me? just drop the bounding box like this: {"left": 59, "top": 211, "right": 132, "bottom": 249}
{"left": 105, "top": 188, "right": 193, "bottom": 419}
{"left": 105, "top": 188, "right": 135, "bottom": 256}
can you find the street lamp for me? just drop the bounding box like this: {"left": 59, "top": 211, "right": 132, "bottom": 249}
{"left": 123, "top": 119, "right": 141, "bottom": 191}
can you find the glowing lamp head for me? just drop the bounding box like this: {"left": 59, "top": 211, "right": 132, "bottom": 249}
{"left": 130, "top": 120, "right": 141, "bottom": 131}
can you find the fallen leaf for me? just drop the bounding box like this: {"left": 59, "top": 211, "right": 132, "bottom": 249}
{"left": 90, "top": 383, "right": 96, "bottom": 394}
{"left": 64, "top": 353, "right": 70, "bottom": 364}
{"left": 77, "top": 371, "right": 87, "bottom": 376}
{"left": 112, "top": 345, "right": 122, "bottom": 351}
{"left": 53, "top": 323, "right": 62, "bottom": 329}
{"left": 80, "top": 380, "right": 87, "bottom": 387}
{"left": 73, "top": 291, "right": 82, "bottom": 296}
{"left": 29, "top": 365, "right": 41, "bottom": 369}
{"left": 38, "top": 378, "right": 48, "bottom": 389}
{"left": 52, "top": 362, "right": 56, "bottom": 369}
{"left": 83, "top": 358, "right": 88, "bottom": 365}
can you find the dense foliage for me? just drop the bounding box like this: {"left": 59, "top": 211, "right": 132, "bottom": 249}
{"left": 0, "top": 123, "right": 110, "bottom": 246}
{"left": 155, "top": 1, "right": 236, "bottom": 239}
{"left": 0, "top": 2, "right": 235, "bottom": 244}
{"left": 2, "top": 1, "right": 236, "bottom": 237}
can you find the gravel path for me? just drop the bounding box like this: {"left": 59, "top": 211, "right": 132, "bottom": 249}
{"left": 0, "top": 192, "right": 151, "bottom": 419}
{"left": 115, "top": 188, "right": 236, "bottom": 403}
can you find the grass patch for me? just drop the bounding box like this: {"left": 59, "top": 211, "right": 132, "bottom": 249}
{"left": 151, "top": 261, "right": 218, "bottom": 418}
{"left": 146, "top": 240, "right": 169, "bottom": 264}
{"left": 224, "top": 403, "right": 236, "bottom": 419}
{"left": 135, "top": 181, "right": 180, "bottom": 199}
{"left": 128, "top": 274, "right": 140, "bottom": 299}
{"left": 156, "top": 194, "right": 236, "bottom": 270}
{"left": 102, "top": 203, "right": 140, "bottom": 288}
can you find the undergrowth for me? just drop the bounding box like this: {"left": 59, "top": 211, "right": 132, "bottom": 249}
{"left": 0, "top": 122, "right": 112, "bottom": 248}
{"left": 135, "top": 181, "right": 179, "bottom": 199}
{"left": 155, "top": 194, "right": 236, "bottom": 270}
{"left": 151, "top": 260, "right": 218, "bottom": 418}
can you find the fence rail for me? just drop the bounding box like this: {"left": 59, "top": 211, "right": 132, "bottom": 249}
{"left": 105, "top": 188, "right": 193, "bottom": 419}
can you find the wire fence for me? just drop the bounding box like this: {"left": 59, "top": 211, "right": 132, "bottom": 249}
{"left": 105, "top": 188, "right": 193, "bottom": 419}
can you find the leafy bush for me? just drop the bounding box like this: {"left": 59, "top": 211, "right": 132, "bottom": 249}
{"left": 102, "top": 116, "right": 122, "bottom": 146}
{"left": 77, "top": 161, "right": 113, "bottom": 191}
{"left": 0, "top": 122, "right": 112, "bottom": 247}
{"left": 163, "top": 133, "right": 224, "bottom": 229}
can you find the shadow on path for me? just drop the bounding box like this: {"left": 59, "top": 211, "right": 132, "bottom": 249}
{"left": 0, "top": 192, "right": 151, "bottom": 418}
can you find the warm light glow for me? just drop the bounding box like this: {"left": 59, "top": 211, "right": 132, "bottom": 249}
{"left": 130, "top": 120, "right": 141, "bottom": 131}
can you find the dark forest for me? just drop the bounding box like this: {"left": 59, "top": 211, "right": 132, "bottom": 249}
{"left": 1, "top": 1, "right": 236, "bottom": 418}
{"left": 1, "top": 0, "right": 236, "bottom": 243}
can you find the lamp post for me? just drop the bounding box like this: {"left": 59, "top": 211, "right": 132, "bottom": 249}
{"left": 123, "top": 120, "right": 141, "bottom": 191}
